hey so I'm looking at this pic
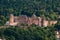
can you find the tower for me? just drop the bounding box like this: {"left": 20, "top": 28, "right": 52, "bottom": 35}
{"left": 38, "top": 17, "right": 42, "bottom": 26}
{"left": 9, "top": 14, "right": 14, "bottom": 24}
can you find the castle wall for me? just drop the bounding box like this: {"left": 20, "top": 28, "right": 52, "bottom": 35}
{"left": 43, "top": 20, "right": 49, "bottom": 27}
{"left": 9, "top": 14, "right": 57, "bottom": 27}
{"left": 49, "top": 21, "right": 57, "bottom": 26}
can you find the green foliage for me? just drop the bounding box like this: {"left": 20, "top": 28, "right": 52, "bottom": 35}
{"left": 0, "top": 0, "right": 59, "bottom": 40}
{"left": 54, "top": 21, "right": 60, "bottom": 31}
{"left": 0, "top": 26, "right": 56, "bottom": 40}
{"left": 0, "top": 0, "right": 59, "bottom": 18}
{"left": 0, "top": 15, "right": 7, "bottom": 26}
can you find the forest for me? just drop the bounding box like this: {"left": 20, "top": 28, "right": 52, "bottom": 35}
{"left": 0, "top": 25, "right": 57, "bottom": 40}
{"left": 0, "top": 22, "right": 59, "bottom": 40}
{"left": 0, "top": 0, "right": 60, "bottom": 26}
{"left": 0, "top": 0, "right": 60, "bottom": 18}
{"left": 0, "top": 0, "right": 60, "bottom": 40}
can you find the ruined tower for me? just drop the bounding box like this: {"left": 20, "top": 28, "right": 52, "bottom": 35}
{"left": 9, "top": 14, "right": 14, "bottom": 24}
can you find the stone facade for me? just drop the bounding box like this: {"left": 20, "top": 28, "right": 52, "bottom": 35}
{"left": 6, "top": 14, "right": 57, "bottom": 27}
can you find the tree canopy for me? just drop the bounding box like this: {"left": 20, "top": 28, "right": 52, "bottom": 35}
{"left": 0, "top": 0, "right": 60, "bottom": 26}
{"left": 0, "top": 25, "right": 56, "bottom": 40}
{"left": 0, "top": 0, "right": 60, "bottom": 18}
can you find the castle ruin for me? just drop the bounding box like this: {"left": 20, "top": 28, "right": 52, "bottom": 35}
{"left": 6, "top": 14, "right": 57, "bottom": 27}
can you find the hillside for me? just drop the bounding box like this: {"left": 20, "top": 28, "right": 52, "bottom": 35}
{"left": 0, "top": 0, "right": 60, "bottom": 40}
{"left": 0, "top": 0, "right": 60, "bottom": 25}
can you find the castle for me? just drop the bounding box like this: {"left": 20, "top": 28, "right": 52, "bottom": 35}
{"left": 6, "top": 14, "right": 57, "bottom": 27}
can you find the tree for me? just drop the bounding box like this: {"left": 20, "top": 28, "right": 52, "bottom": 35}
{"left": 0, "top": 25, "right": 56, "bottom": 40}
{"left": 54, "top": 21, "right": 60, "bottom": 31}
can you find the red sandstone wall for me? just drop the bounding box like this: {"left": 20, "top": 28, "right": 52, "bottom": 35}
{"left": 9, "top": 14, "right": 57, "bottom": 26}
